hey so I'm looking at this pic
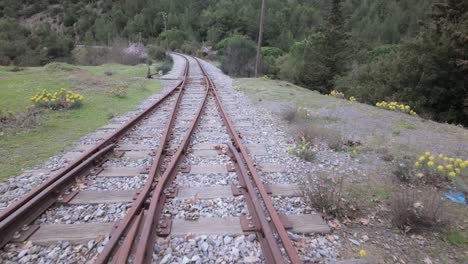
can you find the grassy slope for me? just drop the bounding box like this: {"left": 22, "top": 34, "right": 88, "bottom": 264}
{"left": 0, "top": 63, "right": 160, "bottom": 181}
{"left": 234, "top": 78, "right": 468, "bottom": 158}
{"left": 234, "top": 77, "right": 468, "bottom": 262}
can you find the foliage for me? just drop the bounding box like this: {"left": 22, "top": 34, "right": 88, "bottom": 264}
{"left": 0, "top": 109, "right": 41, "bottom": 131}
{"left": 415, "top": 152, "right": 468, "bottom": 190}
{"left": 219, "top": 35, "right": 256, "bottom": 77}
{"left": 341, "top": 0, "right": 468, "bottom": 126}
{"left": 376, "top": 101, "right": 417, "bottom": 116}
{"left": 0, "top": 19, "right": 73, "bottom": 66}
{"left": 147, "top": 45, "right": 166, "bottom": 61}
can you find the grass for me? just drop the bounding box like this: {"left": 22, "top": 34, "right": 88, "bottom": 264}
{"left": 0, "top": 63, "right": 161, "bottom": 181}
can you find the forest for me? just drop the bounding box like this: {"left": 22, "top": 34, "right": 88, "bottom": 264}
{"left": 0, "top": 0, "right": 466, "bottom": 125}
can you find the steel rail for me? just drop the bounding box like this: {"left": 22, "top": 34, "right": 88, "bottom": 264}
{"left": 0, "top": 56, "right": 189, "bottom": 249}
{"left": 133, "top": 56, "right": 211, "bottom": 264}
{"left": 194, "top": 57, "right": 301, "bottom": 263}
{"left": 95, "top": 55, "right": 190, "bottom": 263}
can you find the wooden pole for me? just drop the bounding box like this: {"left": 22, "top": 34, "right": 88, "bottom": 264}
{"left": 254, "top": 0, "right": 266, "bottom": 77}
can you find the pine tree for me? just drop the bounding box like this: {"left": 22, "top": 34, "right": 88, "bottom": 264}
{"left": 320, "top": 0, "right": 349, "bottom": 92}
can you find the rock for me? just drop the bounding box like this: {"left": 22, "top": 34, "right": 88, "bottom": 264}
{"left": 191, "top": 255, "right": 200, "bottom": 262}
{"left": 223, "top": 236, "right": 233, "bottom": 245}
{"left": 160, "top": 254, "right": 172, "bottom": 264}
{"left": 18, "top": 249, "right": 28, "bottom": 258}
{"left": 246, "top": 234, "right": 256, "bottom": 242}
{"left": 287, "top": 231, "right": 300, "bottom": 242}
{"left": 182, "top": 256, "right": 190, "bottom": 264}
{"left": 201, "top": 242, "right": 209, "bottom": 252}
{"left": 348, "top": 239, "right": 360, "bottom": 246}
{"left": 87, "top": 240, "right": 94, "bottom": 250}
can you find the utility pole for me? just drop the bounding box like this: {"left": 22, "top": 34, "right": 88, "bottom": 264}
{"left": 254, "top": 0, "right": 266, "bottom": 78}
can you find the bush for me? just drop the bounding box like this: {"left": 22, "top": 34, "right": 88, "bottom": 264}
{"left": 147, "top": 45, "right": 166, "bottom": 60}
{"left": 31, "top": 88, "right": 83, "bottom": 110}
{"left": 0, "top": 109, "right": 41, "bottom": 130}
{"left": 281, "top": 106, "right": 299, "bottom": 123}
{"left": 391, "top": 188, "right": 447, "bottom": 233}
{"left": 219, "top": 35, "right": 256, "bottom": 77}
{"left": 293, "top": 123, "right": 345, "bottom": 151}
{"left": 302, "top": 173, "right": 359, "bottom": 219}
{"left": 157, "top": 56, "right": 173, "bottom": 74}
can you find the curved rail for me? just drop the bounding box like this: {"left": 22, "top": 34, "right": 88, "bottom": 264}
{"left": 195, "top": 57, "right": 301, "bottom": 264}
{"left": 0, "top": 56, "right": 190, "bottom": 248}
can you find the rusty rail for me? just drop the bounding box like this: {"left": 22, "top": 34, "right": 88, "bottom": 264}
{"left": 95, "top": 55, "right": 190, "bottom": 263}
{"left": 194, "top": 57, "right": 301, "bottom": 264}
{"left": 0, "top": 56, "right": 189, "bottom": 249}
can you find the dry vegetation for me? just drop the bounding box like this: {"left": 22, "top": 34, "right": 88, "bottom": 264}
{"left": 237, "top": 78, "right": 468, "bottom": 263}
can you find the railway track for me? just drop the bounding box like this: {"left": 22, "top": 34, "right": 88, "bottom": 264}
{"left": 0, "top": 54, "right": 330, "bottom": 263}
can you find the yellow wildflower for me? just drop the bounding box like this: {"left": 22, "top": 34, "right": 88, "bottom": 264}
{"left": 448, "top": 172, "right": 456, "bottom": 178}
{"left": 359, "top": 249, "right": 367, "bottom": 258}
{"left": 437, "top": 165, "right": 444, "bottom": 172}
{"left": 419, "top": 156, "right": 425, "bottom": 161}
{"left": 446, "top": 164, "right": 453, "bottom": 170}
{"left": 415, "top": 162, "right": 420, "bottom": 167}
{"left": 427, "top": 161, "right": 434, "bottom": 167}
{"left": 429, "top": 156, "right": 435, "bottom": 161}
{"left": 438, "top": 154, "right": 444, "bottom": 159}
{"left": 455, "top": 168, "right": 460, "bottom": 173}
{"left": 425, "top": 152, "right": 431, "bottom": 156}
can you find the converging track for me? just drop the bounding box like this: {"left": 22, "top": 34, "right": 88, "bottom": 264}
{"left": 0, "top": 54, "right": 330, "bottom": 263}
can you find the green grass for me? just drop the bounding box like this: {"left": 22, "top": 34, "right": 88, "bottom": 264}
{"left": 0, "top": 63, "right": 161, "bottom": 181}
{"left": 442, "top": 228, "right": 468, "bottom": 246}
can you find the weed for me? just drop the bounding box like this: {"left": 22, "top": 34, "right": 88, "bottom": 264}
{"left": 0, "top": 109, "right": 41, "bottom": 130}
{"left": 286, "top": 140, "right": 316, "bottom": 162}
{"left": 104, "top": 71, "right": 113, "bottom": 76}
{"left": 293, "top": 123, "right": 345, "bottom": 151}
{"left": 281, "top": 106, "right": 298, "bottom": 123}
{"left": 302, "top": 173, "right": 359, "bottom": 219}
{"left": 391, "top": 187, "right": 447, "bottom": 233}
{"left": 107, "top": 86, "right": 128, "bottom": 98}
{"left": 392, "top": 156, "right": 417, "bottom": 183}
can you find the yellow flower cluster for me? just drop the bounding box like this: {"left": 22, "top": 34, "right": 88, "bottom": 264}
{"left": 326, "top": 90, "right": 345, "bottom": 99}
{"left": 349, "top": 96, "right": 356, "bottom": 102}
{"left": 286, "top": 137, "right": 316, "bottom": 161}
{"left": 297, "top": 106, "right": 313, "bottom": 119}
{"left": 31, "top": 88, "right": 83, "bottom": 110}
{"left": 376, "top": 101, "right": 416, "bottom": 116}
{"left": 107, "top": 86, "right": 128, "bottom": 98}
{"left": 415, "top": 151, "right": 468, "bottom": 179}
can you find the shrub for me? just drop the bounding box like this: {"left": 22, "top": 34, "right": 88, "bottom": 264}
{"left": 147, "top": 45, "right": 166, "bottom": 60}
{"left": 281, "top": 106, "right": 298, "bottom": 123}
{"left": 302, "top": 174, "right": 359, "bottom": 219}
{"left": 31, "top": 88, "right": 83, "bottom": 110}
{"left": 0, "top": 109, "right": 41, "bottom": 130}
{"left": 392, "top": 156, "right": 417, "bottom": 183}
{"left": 391, "top": 188, "right": 447, "bottom": 233}
{"left": 219, "top": 35, "right": 256, "bottom": 77}
{"left": 293, "top": 123, "right": 345, "bottom": 151}
{"left": 376, "top": 101, "right": 417, "bottom": 116}
{"left": 107, "top": 86, "right": 128, "bottom": 98}
{"left": 158, "top": 56, "right": 174, "bottom": 74}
